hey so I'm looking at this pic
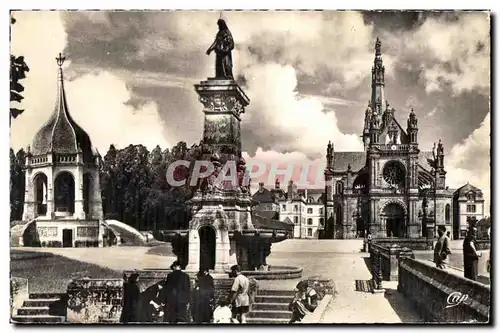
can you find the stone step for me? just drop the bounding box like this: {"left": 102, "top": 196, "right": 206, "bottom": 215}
{"left": 11, "top": 315, "right": 66, "bottom": 323}
{"left": 255, "top": 295, "right": 294, "bottom": 303}
{"left": 29, "top": 293, "right": 64, "bottom": 300}
{"left": 17, "top": 307, "right": 50, "bottom": 316}
{"left": 252, "top": 302, "right": 290, "bottom": 311}
{"left": 258, "top": 289, "right": 295, "bottom": 297}
{"left": 246, "top": 317, "right": 290, "bottom": 324}
{"left": 248, "top": 310, "right": 292, "bottom": 319}
{"left": 23, "top": 299, "right": 60, "bottom": 307}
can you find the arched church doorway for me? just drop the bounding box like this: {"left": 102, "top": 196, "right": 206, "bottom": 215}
{"left": 33, "top": 173, "right": 48, "bottom": 216}
{"left": 54, "top": 172, "right": 75, "bottom": 215}
{"left": 383, "top": 203, "right": 406, "bottom": 238}
{"left": 199, "top": 226, "right": 216, "bottom": 270}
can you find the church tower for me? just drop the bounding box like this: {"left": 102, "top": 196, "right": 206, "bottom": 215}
{"left": 324, "top": 141, "right": 335, "bottom": 238}
{"left": 371, "top": 37, "right": 386, "bottom": 120}
{"left": 21, "top": 53, "right": 104, "bottom": 247}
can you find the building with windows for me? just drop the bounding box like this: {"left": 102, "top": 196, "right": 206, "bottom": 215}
{"left": 453, "top": 182, "right": 486, "bottom": 239}
{"left": 252, "top": 179, "right": 324, "bottom": 239}
{"left": 324, "top": 38, "right": 455, "bottom": 239}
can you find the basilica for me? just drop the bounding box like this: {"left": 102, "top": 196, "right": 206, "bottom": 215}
{"left": 323, "top": 38, "right": 455, "bottom": 240}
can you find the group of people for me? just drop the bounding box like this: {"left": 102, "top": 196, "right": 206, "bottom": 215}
{"left": 119, "top": 261, "right": 251, "bottom": 324}
{"left": 434, "top": 225, "right": 490, "bottom": 282}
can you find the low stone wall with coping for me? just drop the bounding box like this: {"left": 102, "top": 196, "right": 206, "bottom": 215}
{"left": 398, "top": 257, "right": 490, "bottom": 323}
{"left": 10, "top": 277, "right": 29, "bottom": 318}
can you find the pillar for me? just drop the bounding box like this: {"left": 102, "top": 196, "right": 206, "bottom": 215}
{"left": 46, "top": 168, "right": 54, "bottom": 218}
{"left": 186, "top": 230, "right": 200, "bottom": 272}
{"left": 228, "top": 238, "right": 238, "bottom": 267}
{"left": 214, "top": 229, "right": 225, "bottom": 272}
{"left": 22, "top": 168, "right": 34, "bottom": 221}
{"left": 92, "top": 169, "right": 103, "bottom": 220}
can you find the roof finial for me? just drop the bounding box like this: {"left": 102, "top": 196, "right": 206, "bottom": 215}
{"left": 56, "top": 52, "right": 66, "bottom": 67}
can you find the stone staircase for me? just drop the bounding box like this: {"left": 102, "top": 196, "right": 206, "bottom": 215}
{"left": 11, "top": 293, "right": 66, "bottom": 324}
{"left": 247, "top": 289, "right": 294, "bottom": 324}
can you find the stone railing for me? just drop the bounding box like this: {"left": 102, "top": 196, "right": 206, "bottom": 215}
{"left": 398, "top": 257, "right": 490, "bottom": 323}
{"left": 475, "top": 240, "right": 491, "bottom": 250}
{"left": 370, "top": 243, "right": 415, "bottom": 281}
{"left": 66, "top": 271, "right": 259, "bottom": 323}
{"left": 371, "top": 237, "right": 433, "bottom": 251}
{"left": 67, "top": 278, "right": 123, "bottom": 323}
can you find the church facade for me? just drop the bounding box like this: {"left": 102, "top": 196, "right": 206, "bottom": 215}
{"left": 324, "top": 38, "right": 455, "bottom": 240}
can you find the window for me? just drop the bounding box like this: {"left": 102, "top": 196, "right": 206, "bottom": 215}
{"left": 307, "top": 208, "right": 313, "bottom": 214}
{"left": 466, "top": 205, "right": 476, "bottom": 213}
{"left": 319, "top": 218, "right": 324, "bottom": 226}
{"left": 467, "top": 193, "right": 476, "bottom": 202}
{"left": 319, "top": 207, "right": 323, "bottom": 215}
{"left": 294, "top": 205, "right": 298, "bottom": 212}
{"left": 282, "top": 204, "right": 286, "bottom": 211}
{"left": 445, "top": 204, "right": 451, "bottom": 223}
{"left": 307, "top": 218, "right": 313, "bottom": 225}
{"left": 307, "top": 228, "right": 313, "bottom": 237}
{"left": 294, "top": 216, "right": 298, "bottom": 224}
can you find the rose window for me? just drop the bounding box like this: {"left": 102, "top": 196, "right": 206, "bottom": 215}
{"left": 383, "top": 161, "right": 405, "bottom": 187}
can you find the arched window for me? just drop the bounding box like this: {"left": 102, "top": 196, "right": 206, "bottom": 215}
{"left": 307, "top": 218, "right": 313, "bottom": 225}
{"left": 445, "top": 204, "right": 451, "bottom": 223}
{"left": 336, "top": 181, "right": 344, "bottom": 195}
{"left": 319, "top": 218, "right": 324, "bottom": 226}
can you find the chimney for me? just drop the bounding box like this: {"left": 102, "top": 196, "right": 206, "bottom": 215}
{"left": 287, "top": 180, "right": 294, "bottom": 200}
{"left": 304, "top": 188, "right": 308, "bottom": 200}
{"left": 275, "top": 178, "right": 280, "bottom": 189}
{"left": 259, "top": 182, "right": 264, "bottom": 192}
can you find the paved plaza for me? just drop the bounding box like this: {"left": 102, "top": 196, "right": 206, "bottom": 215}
{"left": 13, "top": 239, "right": 433, "bottom": 323}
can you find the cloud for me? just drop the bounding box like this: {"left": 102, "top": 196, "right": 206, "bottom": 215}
{"left": 64, "top": 71, "right": 170, "bottom": 152}
{"left": 446, "top": 112, "right": 490, "bottom": 212}
{"left": 403, "top": 12, "right": 490, "bottom": 95}
{"left": 241, "top": 63, "right": 364, "bottom": 157}
{"left": 10, "top": 11, "right": 170, "bottom": 154}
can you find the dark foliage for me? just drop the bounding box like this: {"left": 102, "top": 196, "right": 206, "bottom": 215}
{"left": 9, "top": 141, "right": 201, "bottom": 231}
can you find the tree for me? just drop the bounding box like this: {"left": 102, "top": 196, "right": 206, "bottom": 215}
{"left": 10, "top": 148, "right": 26, "bottom": 221}
{"left": 10, "top": 16, "right": 30, "bottom": 125}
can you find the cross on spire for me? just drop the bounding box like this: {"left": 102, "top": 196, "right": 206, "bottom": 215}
{"left": 56, "top": 52, "right": 66, "bottom": 67}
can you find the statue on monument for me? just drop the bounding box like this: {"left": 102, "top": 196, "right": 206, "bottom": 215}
{"left": 206, "top": 19, "right": 234, "bottom": 79}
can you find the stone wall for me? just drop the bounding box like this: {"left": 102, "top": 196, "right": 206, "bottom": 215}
{"left": 398, "top": 257, "right": 490, "bottom": 323}
{"left": 66, "top": 271, "right": 259, "bottom": 323}
{"left": 67, "top": 278, "right": 123, "bottom": 323}
{"left": 10, "top": 277, "right": 28, "bottom": 317}
{"left": 372, "top": 237, "right": 433, "bottom": 250}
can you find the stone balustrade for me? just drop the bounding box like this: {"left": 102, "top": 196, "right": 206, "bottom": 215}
{"left": 370, "top": 243, "right": 414, "bottom": 281}
{"left": 372, "top": 238, "right": 433, "bottom": 250}
{"left": 398, "top": 257, "right": 490, "bottom": 323}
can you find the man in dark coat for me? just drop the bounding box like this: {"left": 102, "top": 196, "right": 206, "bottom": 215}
{"left": 120, "top": 272, "right": 140, "bottom": 323}
{"left": 164, "top": 261, "right": 191, "bottom": 323}
{"left": 463, "top": 227, "right": 482, "bottom": 281}
{"left": 192, "top": 268, "right": 215, "bottom": 323}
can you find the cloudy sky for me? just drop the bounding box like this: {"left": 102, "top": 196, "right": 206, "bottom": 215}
{"left": 10, "top": 10, "right": 490, "bottom": 210}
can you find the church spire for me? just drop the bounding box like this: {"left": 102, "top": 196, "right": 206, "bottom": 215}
{"left": 371, "top": 37, "right": 386, "bottom": 118}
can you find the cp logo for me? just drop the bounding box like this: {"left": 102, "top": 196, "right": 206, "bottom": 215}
{"left": 446, "top": 292, "right": 469, "bottom": 309}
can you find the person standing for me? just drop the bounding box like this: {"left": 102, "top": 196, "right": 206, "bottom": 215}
{"left": 229, "top": 265, "right": 250, "bottom": 324}
{"left": 434, "top": 226, "right": 451, "bottom": 269}
{"left": 192, "top": 269, "right": 215, "bottom": 323}
{"left": 164, "top": 261, "right": 192, "bottom": 323}
{"left": 120, "top": 272, "right": 140, "bottom": 323}
{"left": 463, "top": 227, "right": 482, "bottom": 281}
